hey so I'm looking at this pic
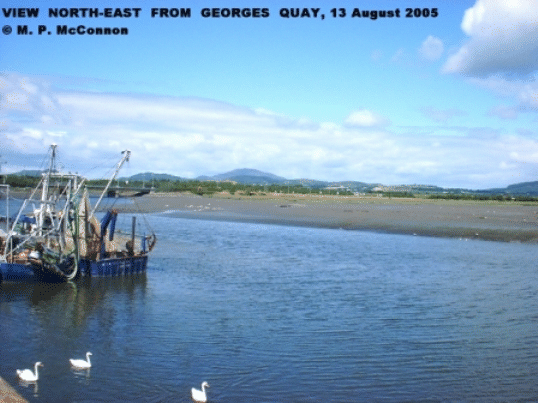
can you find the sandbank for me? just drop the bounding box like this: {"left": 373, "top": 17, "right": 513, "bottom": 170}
{"left": 114, "top": 192, "right": 538, "bottom": 243}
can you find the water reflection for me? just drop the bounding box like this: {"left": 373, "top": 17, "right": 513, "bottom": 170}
{"left": 1, "top": 274, "right": 147, "bottom": 300}
{"left": 70, "top": 367, "right": 92, "bottom": 385}
{"left": 18, "top": 378, "right": 39, "bottom": 398}
{"left": 1, "top": 274, "right": 147, "bottom": 331}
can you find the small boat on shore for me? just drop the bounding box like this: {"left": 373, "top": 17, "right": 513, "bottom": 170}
{"left": 0, "top": 145, "right": 156, "bottom": 283}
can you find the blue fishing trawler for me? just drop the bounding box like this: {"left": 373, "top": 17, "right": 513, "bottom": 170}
{"left": 0, "top": 145, "right": 156, "bottom": 283}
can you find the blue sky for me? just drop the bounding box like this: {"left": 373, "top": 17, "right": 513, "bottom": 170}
{"left": 1, "top": 0, "right": 538, "bottom": 188}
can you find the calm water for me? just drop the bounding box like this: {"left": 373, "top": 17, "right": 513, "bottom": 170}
{"left": 1, "top": 212, "right": 538, "bottom": 402}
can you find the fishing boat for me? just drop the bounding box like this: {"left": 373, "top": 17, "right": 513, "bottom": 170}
{"left": 0, "top": 145, "right": 156, "bottom": 283}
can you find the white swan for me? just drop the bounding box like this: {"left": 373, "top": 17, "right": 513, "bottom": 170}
{"left": 16, "top": 362, "right": 43, "bottom": 382}
{"left": 191, "top": 381, "right": 209, "bottom": 402}
{"left": 69, "top": 352, "right": 92, "bottom": 369}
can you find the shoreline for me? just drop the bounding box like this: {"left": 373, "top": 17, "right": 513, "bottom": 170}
{"left": 115, "top": 192, "right": 538, "bottom": 243}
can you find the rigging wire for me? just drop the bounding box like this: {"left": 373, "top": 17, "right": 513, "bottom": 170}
{"left": 131, "top": 196, "right": 156, "bottom": 235}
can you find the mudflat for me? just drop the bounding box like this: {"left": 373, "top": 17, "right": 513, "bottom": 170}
{"left": 116, "top": 192, "right": 538, "bottom": 243}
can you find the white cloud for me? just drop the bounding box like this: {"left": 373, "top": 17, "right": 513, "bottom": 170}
{"left": 443, "top": 0, "right": 538, "bottom": 77}
{"left": 344, "top": 109, "right": 390, "bottom": 128}
{"left": 442, "top": 1, "right": 538, "bottom": 119}
{"left": 468, "top": 75, "right": 538, "bottom": 110}
{"left": 2, "top": 72, "right": 538, "bottom": 188}
{"left": 419, "top": 36, "right": 444, "bottom": 61}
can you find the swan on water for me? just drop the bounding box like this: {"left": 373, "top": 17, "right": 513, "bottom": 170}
{"left": 69, "top": 352, "right": 92, "bottom": 369}
{"left": 16, "top": 362, "right": 43, "bottom": 382}
{"left": 191, "top": 381, "right": 209, "bottom": 402}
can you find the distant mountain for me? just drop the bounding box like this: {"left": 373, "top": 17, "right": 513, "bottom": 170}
{"left": 11, "top": 169, "right": 45, "bottom": 177}
{"left": 197, "top": 168, "right": 288, "bottom": 184}
{"left": 492, "top": 181, "right": 538, "bottom": 196}
{"left": 469, "top": 181, "right": 538, "bottom": 196}
{"left": 125, "top": 172, "right": 184, "bottom": 182}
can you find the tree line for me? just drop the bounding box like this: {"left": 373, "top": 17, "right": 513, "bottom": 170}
{"left": 3, "top": 174, "right": 538, "bottom": 201}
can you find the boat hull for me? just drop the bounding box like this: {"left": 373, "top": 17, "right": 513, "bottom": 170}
{"left": 79, "top": 255, "right": 148, "bottom": 277}
{"left": 0, "top": 255, "right": 148, "bottom": 283}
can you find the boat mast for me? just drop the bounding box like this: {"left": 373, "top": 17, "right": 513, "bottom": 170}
{"left": 90, "top": 150, "right": 131, "bottom": 217}
{"left": 38, "top": 144, "right": 58, "bottom": 236}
